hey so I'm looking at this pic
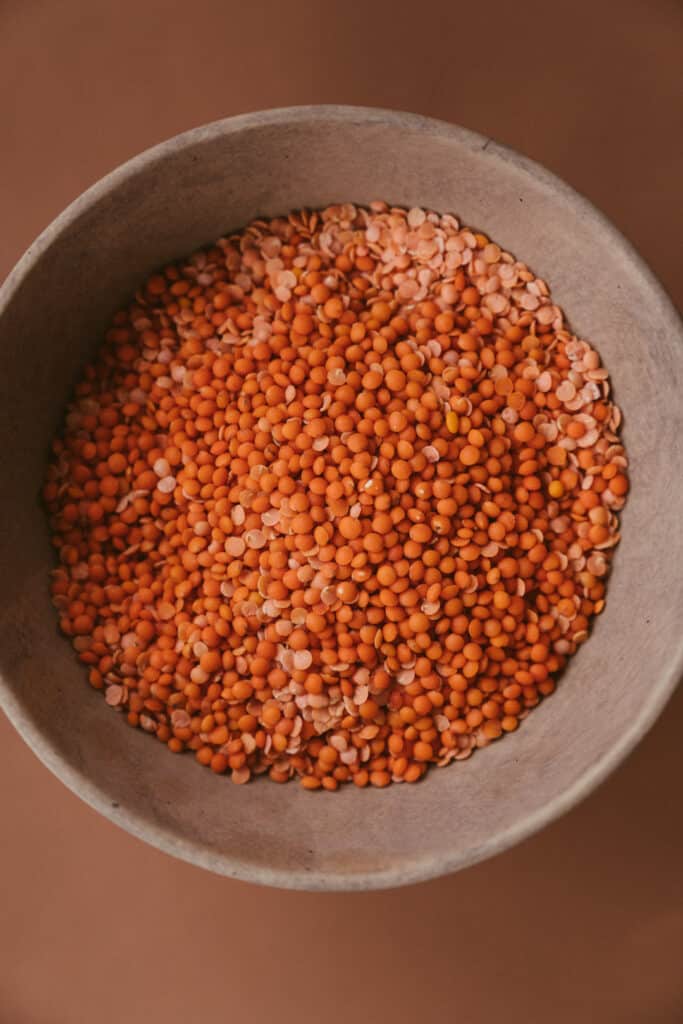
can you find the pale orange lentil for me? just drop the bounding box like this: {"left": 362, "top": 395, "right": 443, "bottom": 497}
{"left": 44, "top": 201, "right": 627, "bottom": 791}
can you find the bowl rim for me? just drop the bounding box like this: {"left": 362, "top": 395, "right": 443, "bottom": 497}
{"left": 1, "top": 103, "right": 682, "bottom": 891}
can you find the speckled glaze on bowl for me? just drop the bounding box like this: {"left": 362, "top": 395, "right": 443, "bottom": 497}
{"left": 1, "top": 106, "right": 681, "bottom": 891}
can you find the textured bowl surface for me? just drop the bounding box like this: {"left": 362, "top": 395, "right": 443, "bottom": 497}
{"left": 1, "top": 106, "right": 681, "bottom": 890}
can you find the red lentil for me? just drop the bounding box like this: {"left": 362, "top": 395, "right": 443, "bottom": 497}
{"left": 43, "top": 201, "right": 628, "bottom": 789}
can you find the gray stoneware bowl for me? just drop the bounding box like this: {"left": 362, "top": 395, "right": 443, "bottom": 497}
{"left": 1, "top": 106, "right": 682, "bottom": 891}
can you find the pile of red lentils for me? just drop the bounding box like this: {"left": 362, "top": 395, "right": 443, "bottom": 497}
{"left": 43, "top": 202, "right": 629, "bottom": 790}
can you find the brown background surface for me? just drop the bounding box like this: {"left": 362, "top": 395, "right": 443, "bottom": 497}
{"left": 1, "top": 2, "right": 682, "bottom": 1022}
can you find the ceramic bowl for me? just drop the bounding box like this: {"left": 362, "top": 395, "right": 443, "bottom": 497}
{"left": 1, "top": 106, "right": 681, "bottom": 890}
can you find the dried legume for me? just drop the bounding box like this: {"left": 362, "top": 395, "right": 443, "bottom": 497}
{"left": 43, "top": 201, "right": 628, "bottom": 789}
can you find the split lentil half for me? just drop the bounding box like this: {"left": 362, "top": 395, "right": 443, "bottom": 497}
{"left": 43, "top": 201, "right": 628, "bottom": 790}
